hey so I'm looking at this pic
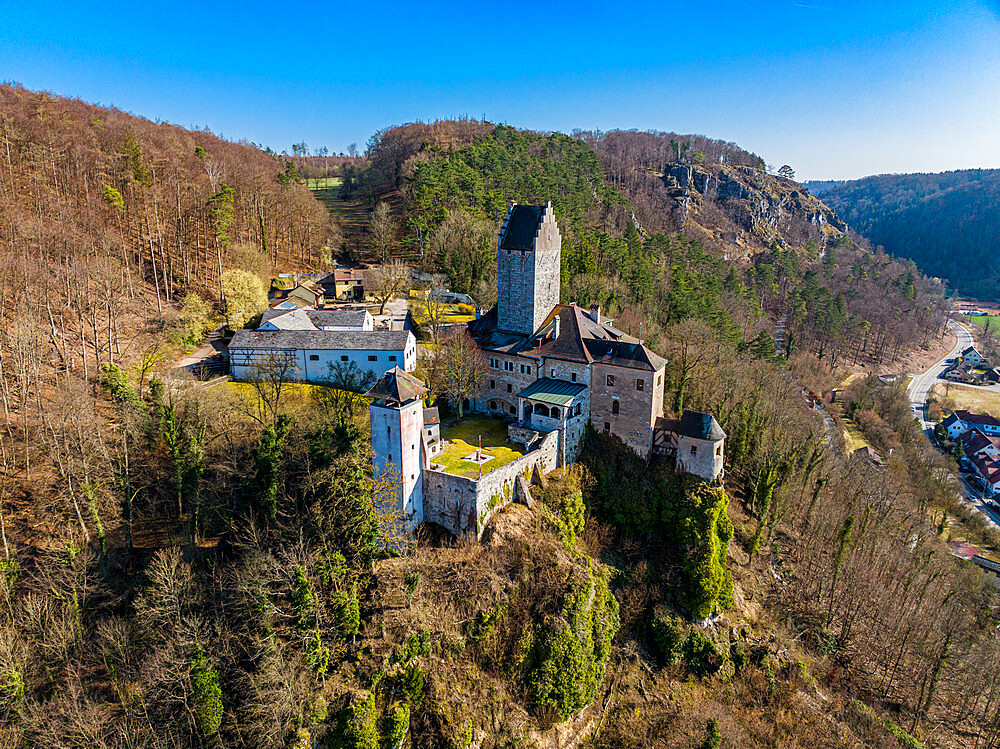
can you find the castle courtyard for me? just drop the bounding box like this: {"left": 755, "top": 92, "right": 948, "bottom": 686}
{"left": 433, "top": 416, "right": 524, "bottom": 479}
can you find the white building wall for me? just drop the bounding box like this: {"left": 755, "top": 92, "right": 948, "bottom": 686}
{"left": 370, "top": 399, "right": 425, "bottom": 531}
{"left": 675, "top": 435, "right": 725, "bottom": 482}
{"left": 230, "top": 333, "right": 416, "bottom": 384}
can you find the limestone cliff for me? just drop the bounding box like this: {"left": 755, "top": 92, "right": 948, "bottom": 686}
{"left": 660, "top": 163, "right": 848, "bottom": 259}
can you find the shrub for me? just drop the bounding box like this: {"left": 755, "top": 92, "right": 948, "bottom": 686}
{"left": 290, "top": 565, "right": 315, "bottom": 630}
{"left": 649, "top": 608, "right": 729, "bottom": 677}
{"left": 536, "top": 469, "right": 586, "bottom": 549}
{"left": 528, "top": 559, "right": 619, "bottom": 719}
{"left": 660, "top": 477, "right": 734, "bottom": 619}
{"left": 404, "top": 571, "right": 420, "bottom": 604}
{"left": 331, "top": 581, "right": 361, "bottom": 640}
{"left": 700, "top": 718, "right": 722, "bottom": 749}
{"left": 189, "top": 645, "right": 223, "bottom": 738}
{"left": 650, "top": 607, "right": 686, "bottom": 666}
{"left": 456, "top": 302, "right": 476, "bottom": 315}
{"left": 384, "top": 702, "right": 410, "bottom": 748}
{"left": 465, "top": 605, "right": 506, "bottom": 645}
{"left": 397, "top": 663, "right": 425, "bottom": 707}
{"left": 341, "top": 691, "right": 379, "bottom": 749}
{"left": 393, "top": 630, "right": 431, "bottom": 664}
{"left": 99, "top": 363, "right": 139, "bottom": 406}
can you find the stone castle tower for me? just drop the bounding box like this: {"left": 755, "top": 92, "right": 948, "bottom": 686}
{"left": 366, "top": 367, "right": 429, "bottom": 533}
{"left": 496, "top": 201, "right": 561, "bottom": 336}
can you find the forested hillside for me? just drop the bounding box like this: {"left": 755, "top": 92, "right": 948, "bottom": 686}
{"left": 820, "top": 169, "right": 1000, "bottom": 299}
{"left": 361, "top": 120, "right": 945, "bottom": 369}
{"left": 6, "top": 91, "right": 1000, "bottom": 749}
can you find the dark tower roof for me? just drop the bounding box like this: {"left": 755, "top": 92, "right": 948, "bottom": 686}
{"left": 678, "top": 410, "right": 727, "bottom": 441}
{"left": 500, "top": 204, "right": 545, "bottom": 250}
{"left": 365, "top": 367, "right": 427, "bottom": 405}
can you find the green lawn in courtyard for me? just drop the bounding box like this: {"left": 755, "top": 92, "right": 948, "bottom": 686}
{"left": 434, "top": 416, "right": 523, "bottom": 478}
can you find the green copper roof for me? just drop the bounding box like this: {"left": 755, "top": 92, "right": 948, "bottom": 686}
{"left": 517, "top": 377, "right": 587, "bottom": 406}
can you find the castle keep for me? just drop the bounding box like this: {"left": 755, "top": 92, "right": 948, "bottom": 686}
{"left": 368, "top": 201, "right": 725, "bottom": 539}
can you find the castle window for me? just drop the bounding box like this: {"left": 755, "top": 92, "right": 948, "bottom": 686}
{"left": 612, "top": 401, "right": 620, "bottom": 415}
{"left": 490, "top": 380, "right": 496, "bottom": 389}
{"left": 574, "top": 403, "right": 581, "bottom": 416}
{"left": 691, "top": 445, "right": 698, "bottom": 455}
{"left": 309, "top": 354, "right": 319, "bottom": 361}
{"left": 551, "top": 369, "right": 555, "bottom": 377}
{"left": 604, "top": 422, "right": 610, "bottom": 431}
{"left": 507, "top": 384, "right": 512, "bottom": 393}
{"left": 368, "top": 355, "right": 377, "bottom": 361}
{"left": 509, "top": 406, "right": 516, "bottom": 415}
{"left": 636, "top": 378, "right": 645, "bottom": 391}
{"left": 571, "top": 372, "right": 577, "bottom": 382}
{"left": 716, "top": 445, "right": 722, "bottom": 456}
{"left": 341, "top": 355, "right": 349, "bottom": 361}
{"left": 606, "top": 374, "right": 615, "bottom": 386}
{"left": 489, "top": 400, "right": 497, "bottom": 410}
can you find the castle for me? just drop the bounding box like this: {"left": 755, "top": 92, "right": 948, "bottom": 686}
{"left": 366, "top": 201, "right": 725, "bottom": 539}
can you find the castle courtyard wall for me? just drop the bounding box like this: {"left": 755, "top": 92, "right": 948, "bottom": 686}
{"left": 422, "top": 430, "right": 559, "bottom": 539}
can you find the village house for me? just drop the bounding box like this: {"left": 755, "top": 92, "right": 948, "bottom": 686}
{"left": 286, "top": 280, "right": 325, "bottom": 307}
{"left": 961, "top": 346, "right": 987, "bottom": 368}
{"left": 941, "top": 410, "right": 1000, "bottom": 439}
{"left": 849, "top": 445, "right": 884, "bottom": 468}
{"left": 970, "top": 451, "right": 1000, "bottom": 496}
{"left": 228, "top": 328, "right": 416, "bottom": 383}
{"left": 958, "top": 428, "right": 1000, "bottom": 459}
{"left": 319, "top": 265, "right": 366, "bottom": 301}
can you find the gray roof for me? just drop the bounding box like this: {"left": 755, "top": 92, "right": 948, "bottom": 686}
{"left": 660, "top": 410, "right": 726, "bottom": 441}
{"left": 518, "top": 378, "right": 588, "bottom": 406}
{"left": 365, "top": 367, "right": 427, "bottom": 404}
{"left": 229, "top": 328, "right": 411, "bottom": 351}
{"left": 501, "top": 204, "right": 545, "bottom": 250}
{"left": 260, "top": 308, "right": 369, "bottom": 330}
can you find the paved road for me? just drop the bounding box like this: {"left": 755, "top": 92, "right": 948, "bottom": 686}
{"left": 906, "top": 320, "right": 1000, "bottom": 531}
{"left": 907, "top": 319, "right": 973, "bottom": 429}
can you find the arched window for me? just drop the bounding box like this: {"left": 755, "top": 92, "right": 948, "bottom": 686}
{"left": 535, "top": 404, "right": 550, "bottom": 417}
{"left": 509, "top": 405, "right": 516, "bottom": 415}
{"left": 551, "top": 407, "right": 561, "bottom": 418}
{"left": 524, "top": 403, "right": 534, "bottom": 417}
{"left": 489, "top": 400, "right": 497, "bottom": 411}
{"left": 612, "top": 401, "right": 620, "bottom": 415}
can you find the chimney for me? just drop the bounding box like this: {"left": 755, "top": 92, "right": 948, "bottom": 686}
{"left": 589, "top": 304, "right": 601, "bottom": 324}
{"left": 552, "top": 315, "right": 561, "bottom": 340}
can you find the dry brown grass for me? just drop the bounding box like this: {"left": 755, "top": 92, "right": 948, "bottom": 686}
{"left": 931, "top": 382, "right": 1000, "bottom": 416}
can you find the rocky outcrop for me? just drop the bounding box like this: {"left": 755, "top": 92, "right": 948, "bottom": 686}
{"left": 662, "top": 163, "right": 847, "bottom": 257}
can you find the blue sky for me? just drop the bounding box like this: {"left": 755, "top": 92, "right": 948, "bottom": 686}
{"left": 2, "top": 1, "right": 999, "bottom": 180}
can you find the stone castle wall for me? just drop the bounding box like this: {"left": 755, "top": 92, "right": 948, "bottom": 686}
{"left": 589, "top": 362, "right": 665, "bottom": 459}
{"left": 423, "top": 430, "right": 559, "bottom": 539}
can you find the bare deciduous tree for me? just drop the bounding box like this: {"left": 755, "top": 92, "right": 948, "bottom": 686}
{"left": 439, "top": 329, "right": 486, "bottom": 418}
{"left": 365, "top": 260, "right": 410, "bottom": 315}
